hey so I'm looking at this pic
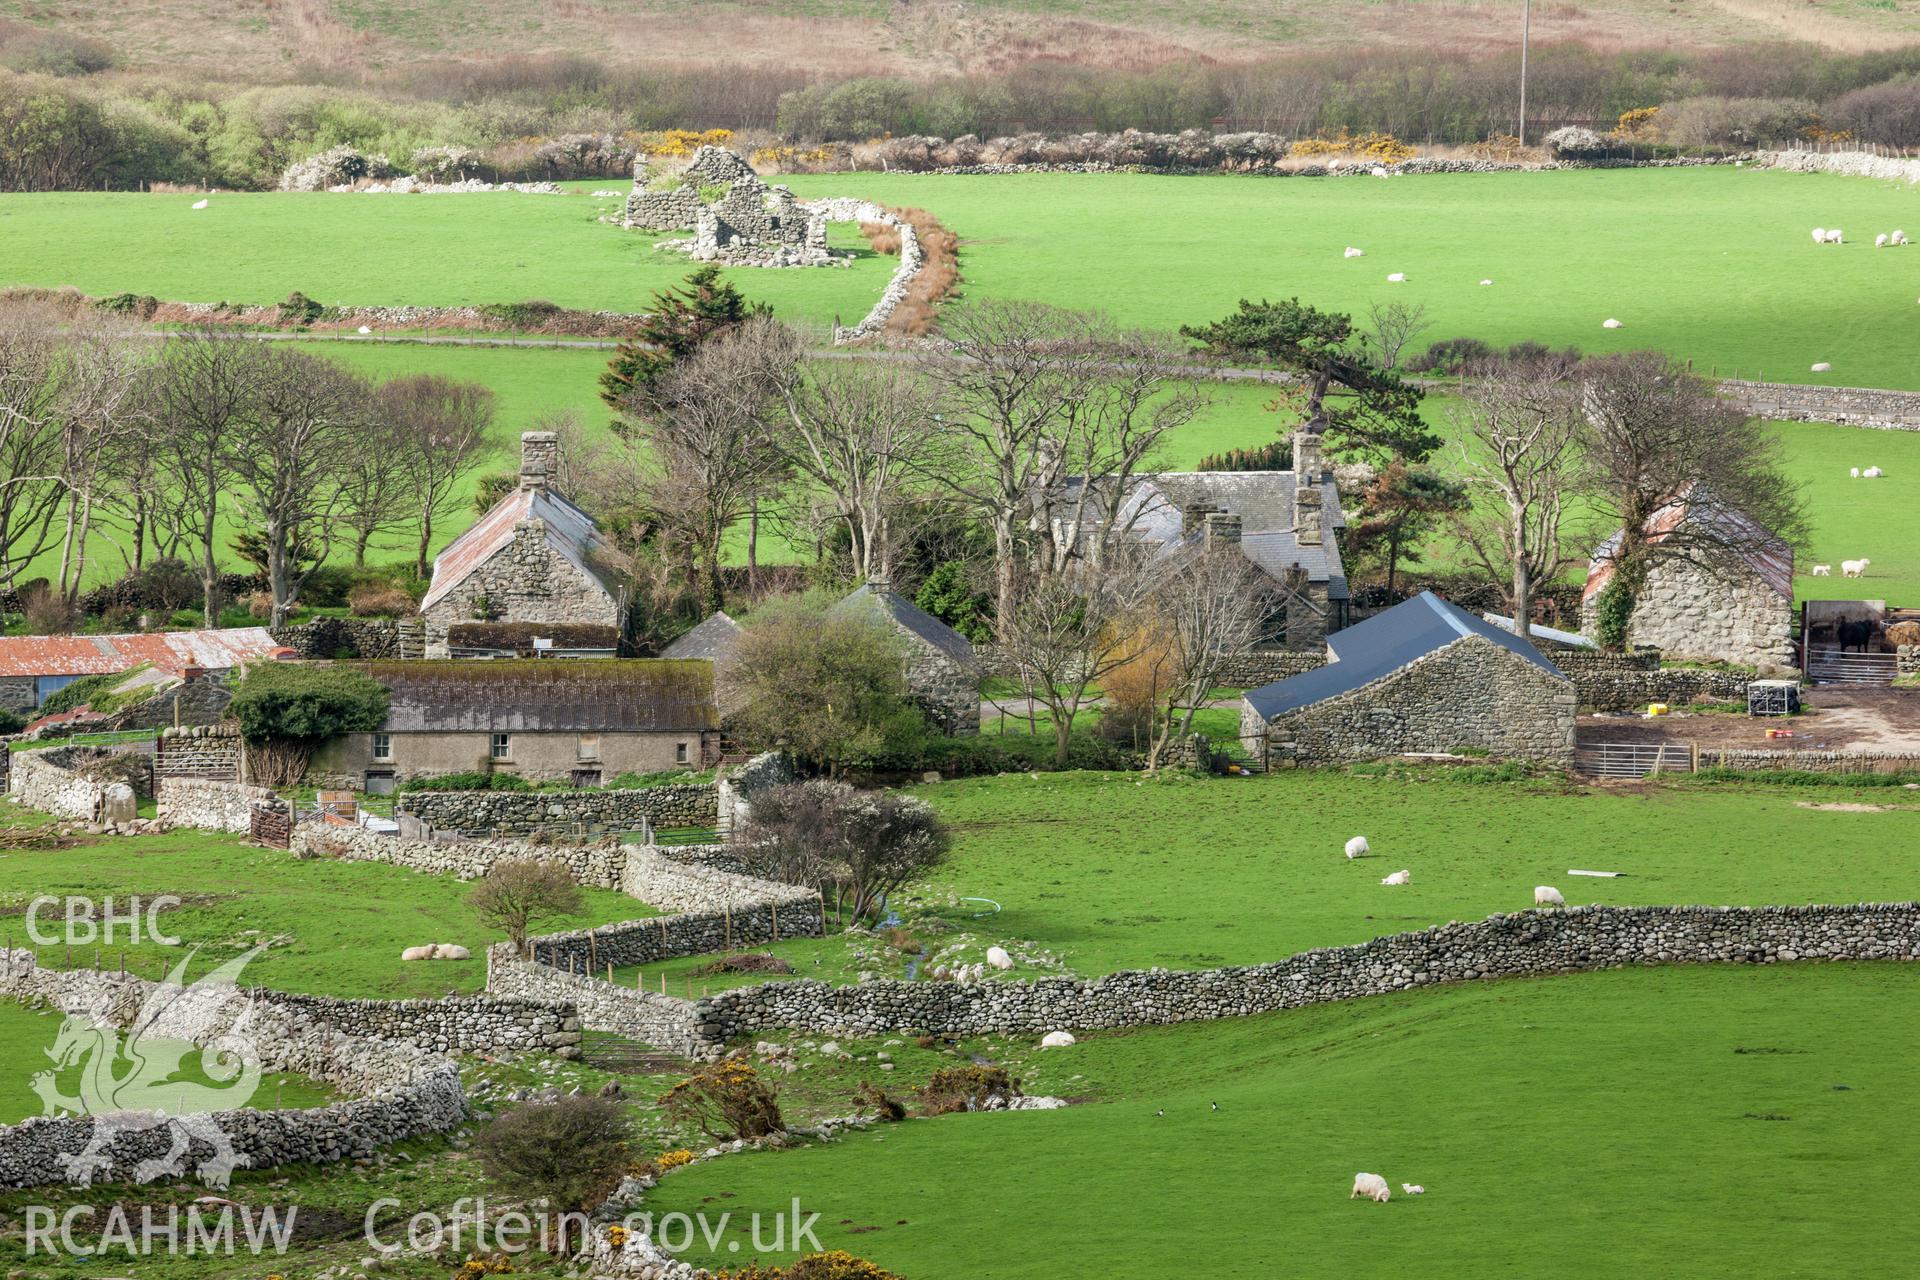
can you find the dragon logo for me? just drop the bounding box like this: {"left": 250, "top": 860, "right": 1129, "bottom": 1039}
{"left": 31, "top": 942, "right": 273, "bottom": 1189}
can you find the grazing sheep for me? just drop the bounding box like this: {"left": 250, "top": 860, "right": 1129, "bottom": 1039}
{"left": 1843, "top": 558, "right": 1871, "bottom": 578}
{"left": 1041, "top": 1031, "right": 1076, "bottom": 1048}
{"left": 1851, "top": 467, "right": 1862, "bottom": 477}
{"left": 1345, "top": 836, "right": 1370, "bottom": 859}
{"left": 986, "top": 945, "right": 1015, "bottom": 970}
{"left": 1896, "top": 230, "right": 1910, "bottom": 245}
{"left": 1344, "top": 246, "right": 1365, "bottom": 258}
{"left": 1402, "top": 1184, "right": 1426, "bottom": 1196}
{"left": 431, "top": 943, "right": 471, "bottom": 961}
{"left": 1813, "top": 227, "right": 1827, "bottom": 244}
{"left": 1479, "top": 278, "right": 1493, "bottom": 286}
{"left": 1825, "top": 228, "right": 1845, "bottom": 244}
{"left": 400, "top": 946, "right": 434, "bottom": 961}
{"left": 1534, "top": 885, "right": 1566, "bottom": 908}
{"left": 1811, "top": 362, "right": 1832, "bottom": 372}
{"left": 1864, "top": 465, "right": 1884, "bottom": 477}
{"left": 1352, "top": 1173, "right": 1391, "bottom": 1203}
{"left": 1380, "top": 869, "right": 1411, "bottom": 886}
{"left": 1812, "top": 564, "right": 1832, "bottom": 576}
{"left": 1386, "top": 272, "right": 1406, "bottom": 282}
{"left": 1370, "top": 165, "right": 1390, "bottom": 178}
{"left": 1877, "top": 234, "right": 1890, "bottom": 248}
{"left": 1602, "top": 318, "right": 1623, "bottom": 329}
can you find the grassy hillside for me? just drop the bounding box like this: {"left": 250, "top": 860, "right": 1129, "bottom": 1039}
{"left": 647, "top": 962, "right": 1920, "bottom": 1277}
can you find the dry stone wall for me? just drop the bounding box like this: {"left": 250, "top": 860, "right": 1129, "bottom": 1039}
{"left": 293, "top": 824, "right": 632, "bottom": 889}
{"left": 153, "top": 723, "right": 241, "bottom": 777}
{"left": 693, "top": 902, "right": 1920, "bottom": 1043}
{"left": 8, "top": 748, "right": 105, "bottom": 820}
{"left": 1719, "top": 378, "right": 1920, "bottom": 431}
{"left": 1215, "top": 650, "right": 1326, "bottom": 688}
{"left": 1552, "top": 650, "right": 1755, "bottom": 711}
{"left": 156, "top": 776, "right": 277, "bottom": 832}
{"left": 396, "top": 784, "right": 717, "bottom": 836}
{"left": 486, "top": 950, "right": 705, "bottom": 1053}
{"left": 1696, "top": 749, "right": 1920, "bottom": 773}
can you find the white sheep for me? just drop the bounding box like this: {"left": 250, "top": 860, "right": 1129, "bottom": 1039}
{"left": 1895, "top": 230, "right": 1910, "bottom": 245}
{"left": 191, "top": 198, "right": 209, "bottom": 210}
{"left": 1370, "top": 165, "right": 1389, "bottom": 178}
{"left": 1351, "top": 1173, "right": 1391, "bottom": 1203}
{"left": 400, "top": 946, "right": 434, "bottom": 962}
{"left": 1479, "top": 278, "right": 1493, "bottom": 286}
{"left": 1040, "top": 1031, "right": 1076, "bottom": 1048}
{"left": 1534, "top": 885, "right": 1566, "bottom": 908}
{"left": 1843, "top": 558, "right": 1871, "bottom": 578}
{"left": 1851, "top": 467, "right": 1862, "bottom": 477}
{"left": 1825, "top": 228, "right": 1845, "bottom": 244}
{"left": 1386, "top": 272, "right": 1406, "bottom": 282}
{"left": 1602, "top": 318, "right": 1622, "bottom": 329}
{"left": 985, "top": 945, "right": 1015, "bottom": 970}
{"left": 1380, "top": 869, "right": 1411, "bottom": 886}
{"left": 1812, "top": 564, "right": 1832, "bottom": 576}
{"left": 357, "top": 325, "right": 373, "bottom": 335}
{"left": 1345, "top": 836, "right": 1370, "bottom": 859}
{"left": 1811, "top": 362, "right": 1832, "bottom": 372}
{"left": 1813, "top": 227, "right": 1827, "bottom": 244}
{"left": 1401, "top": 1184, "right": 1426, "bottom": 1196}
{"left": 431, "top": 943, "right": 471, "bottom": 960}
{"left": 1877, "top": 234, "right": 1890, "bottom": 248}
{"left": 1864, "top": 465, "right": 1884, "bottom": 477}
{"left": 1344, "top": 246, "right": 1365, "bottom": 258}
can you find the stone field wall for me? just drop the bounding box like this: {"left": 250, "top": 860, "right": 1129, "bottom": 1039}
{"left": 1695, "top": 749, "right": 1920, "bottom": 773}
{"left": 1719, "top": 379, "right": 1920, "bottom": 431}
{"left": 1553, "top": 650, "right": 1756, "bottom": 711}
{"left": 8, "top": 748, "right": 104, "bottom": 820}
{"left": 156, "top": 776, "right": 277, "bottom": 832}
{"left": 1213, "top": 650, "right": 1326, "bottom": 688}
{"left": 396, "top": 784, "right": 717, "bottom": 836}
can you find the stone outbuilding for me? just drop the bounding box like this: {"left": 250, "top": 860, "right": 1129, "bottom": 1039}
{"left": 0, "top": 627, "right": 280, "bottom": 714}
{"left": 661, "top": 611, "right": 746, "bottom": 715}
{"left": 305, "top": 659, "right": 720, "bottom": 791}
{"left": 1580, "top": 488, "right": 1794, "bottom": 667}
{"left": 1241, "top": 590, "right": 1576, "bottom": 765}
{"left": 832, "top": 579, "right": 980, "bottom": 734}
{"left": 624, "top": 145, "right": 827, "bottom": 266}
{"left": 420, "top": 433, "right": 627, "bottom": 658}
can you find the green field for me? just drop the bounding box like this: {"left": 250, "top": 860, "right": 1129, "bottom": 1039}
{"left": 0, "top": 1000, "right": 337, "bottom": 1125}
{"left": 0, "top": 821, "right": 656, "bottom": 999}
{"left": 646, "top": 962, "right": 1920, "bottom": 1278}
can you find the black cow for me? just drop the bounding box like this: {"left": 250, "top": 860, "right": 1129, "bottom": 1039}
{"left": 1837, "top": 618, "right": 1878, "bottom": 653}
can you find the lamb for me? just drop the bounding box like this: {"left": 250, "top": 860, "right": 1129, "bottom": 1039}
{"left": 1851, "top": 467, "right": 1862, "bottom": 477}
{"left": 1479, "top": 278, "right": 1493, "bottom": 286}
{"left": 1351, "top": 1173, "right": 1391, "bottom": 1203}
{"left": 1811, "top": 362, "right": 1832, "bottom": 372}
{"left": 431, "top": 943, "right": 471, "bottom": 960}
{"left": 1370, "top": 165, "right": 1390, "bottom": 178}
{"left": 1877, "top": 234, "right": 1890, "bottom": 248}
{"left": 1345, "top": 836, "right": 1370, "bottom": 859}
{"left": 1380, "top": 869, "right": 1411, "bottom": 886}
{"left": 1401, "top": 1184, "right": 1426, "bottom": 1196}
{"left": 1813, "top": 227, "right": 1827, "bottom": 244}
{"left": 1896, "top": 230, "right": 1911, "bottom": 245}
{"left": 1386, "top": 272, "right": 1406, "bottom": 282}
{"left": 1864, "top": 465, "right": 1884, "bottom": 477}
{"left": 1602, "top": 318, "right": 1623, "bottom": 329}
{"left": 1534, "top": 885, "right": 1566, "bottom": 908}
{"left": 985, "top": 945, "right": 1015, "bottom": 970}
{"left": 1824, "top": 228, "right": 1845, "bottom": 244}
{"left": 191, "top": 198, "right": 209, "bottom": 210}
{"left": 1041, "top": 1031, "right": 1076, "bottom": 1048}
{"left": 1812, "top": 564, "right": 1832, "bottom": 576}
{"left": 1344, "top": 246, "right": 1365, "bottom": 258}
{"left": 1843, "top": 558, "right": 1871, "bottom": 578}
{"left": 400, "top": 945, "right": 434, "bottom": 962}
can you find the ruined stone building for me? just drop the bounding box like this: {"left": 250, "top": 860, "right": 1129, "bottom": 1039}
{"left": 624, "top": 145, "right": 827, "bottom": 266}
{"left": 1241, "top": 590, "right": 1576, "bottom": 765}
{"left": 1580, "top": 486, "right": 1794, "bottom": 667}
{"left": 1049, "top": 426, "right": 1350, "bottom": 649}
{"left": 419, "top": 433, "right": 627, "bottom": 658}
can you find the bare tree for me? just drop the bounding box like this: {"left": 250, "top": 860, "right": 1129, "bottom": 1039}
{"left": 1366, "top": 300, "right": 1431, "bottom": 372}
{"left": 1142, "top": 548, "right": 1278, "bottom": 769}
{"left": 224, "top": 348, "right": 370, "bottom": 626}
{"left": 1448, "top": 363, "right": 1585, "bottom": 632}
{"left": 52, "top": 319, "right": 153, "bottom": 599}
{"left": 0, "top": 305, "right": 83, "bottom": 589}
{"left": 922, "top": 301, "right": 1205, "bottom": 633}
{"left": 1577, "top": 351, "right": 1807, "bottom": 648}
{"left": 378, "top": 374, "right": 494, "bottom": 577}
{"left": 468, "top": 859, "right": 585, "bottom": 954}
{"left": 151, "top": 332, "right": 261, "bottom": 624}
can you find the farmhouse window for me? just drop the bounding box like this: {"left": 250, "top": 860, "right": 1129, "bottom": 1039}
{"left": 676, "top": 741, "right": 690, "bottom": 764}
{"left": 371, "top": 733, "right": 392, "bottom": 761}
{"left": 490, "top": 733, "right": 512, "bottom": 761}
{"left": 577, "top": 733, "right": 601, "bottom": 760}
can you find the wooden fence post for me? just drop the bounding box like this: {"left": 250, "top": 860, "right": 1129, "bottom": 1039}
{"left": 771, "top": 902, "right": 779, "bottom": 942}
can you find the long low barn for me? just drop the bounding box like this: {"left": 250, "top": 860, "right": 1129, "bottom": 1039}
{"left": 0, "top": 627, "right": 281, "bottom": 712}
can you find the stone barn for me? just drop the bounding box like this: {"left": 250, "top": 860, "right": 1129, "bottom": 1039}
{"left": 1241, "top": 591, "right": 1576, "bottom": 765}
{"left": 661, "top": 611, "right": 746, "bottom": 715}
{"left": 420, "top": 433, "right": 627, "bottom": 658}
{"left": 1580, "top": 489, "right": 1794, "bottom": 667}
{"left": 832, "top": 579, "right": 980, "bottom": 734}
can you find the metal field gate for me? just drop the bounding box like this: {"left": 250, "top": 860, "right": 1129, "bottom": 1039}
{"left": 1573, "top": 742, "right": 1697, "bottom": 779}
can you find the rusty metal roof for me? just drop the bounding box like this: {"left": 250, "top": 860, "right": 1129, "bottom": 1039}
{"left": 420, "top": 485, "right": 620, "bottom": 613}
{"left": 0, "top": 627, "right": 280, "bottom": 679}
{"left": 1583, "top": 485, "right": 1794, "bottom": 604}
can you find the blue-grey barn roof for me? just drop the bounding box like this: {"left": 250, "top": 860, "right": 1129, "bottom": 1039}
{"left": 660, "top": 611, "right": 743, "bottom": 661}
{"left": 833, "top": 585, "right": 977, "bottom": 667}
{"left": 1243, "top": 591, "right": 1568, "bottom": 721}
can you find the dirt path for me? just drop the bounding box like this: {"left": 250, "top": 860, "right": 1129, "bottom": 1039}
{"left": 1578, "top": 687, "right": 1920, "bottom": 753}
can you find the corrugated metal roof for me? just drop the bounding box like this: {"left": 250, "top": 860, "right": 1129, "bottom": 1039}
{"left": 421, "top": 485, "right": 621, "bottom": 613}
{"left": 0, "top": 627, "right": 279, "bottom": 679}
{"left": 365, "top": 659, "right": 718, "bottom": 733}
{"left": 1583, "top": 486, "right": 1793, "bottom": 604}
{"left": 1244, "top": 591, "right": 1567, "bottom": 721}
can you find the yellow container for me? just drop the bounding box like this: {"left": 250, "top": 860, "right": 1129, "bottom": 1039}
{"left": 1647, "top": 702, "right": 1670, "bottom": 716}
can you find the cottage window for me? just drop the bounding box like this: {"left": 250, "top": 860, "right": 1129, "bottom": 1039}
{"left": 490, "top": 733, "right": 512, "bottom": 761}
{"left": 577, "top": 733, "right": 601, "bottom": 761}
{"left": 371, "top": 733, "right": 393, "bottom": 762}
{"left": 675, "top": 741, "right": 690, "bottom": 764}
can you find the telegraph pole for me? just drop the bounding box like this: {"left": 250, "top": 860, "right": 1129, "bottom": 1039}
{"left": 1519, "top": 0, "right": 1533, "bottom": 145}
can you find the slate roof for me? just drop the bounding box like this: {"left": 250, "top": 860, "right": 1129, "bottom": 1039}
{"left": 360, "top": 660, "right": 718, "bottom": 733}
{"left": 1244, "top": 591, "right": 1567, "bottom": 721}
{"left": 660, "top": 611, "right": 743, "bottom": 661}
{"left": 832, "top": 585, "right": 977, "bottom": 667}
{"left": 1055, "top": 471, "right": 1349, "bottom": 598}
{"left": 421, "top": 485, "right": 621, "bottom": 613}
{"left": 1583, "top": 485, "right": 1793, "bottom": 604}
{"left": 0, "top": 628, "right": 280, "bottom": 679}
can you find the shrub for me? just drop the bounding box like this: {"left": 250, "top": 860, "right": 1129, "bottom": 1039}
{"left": 397, "top": 770, "right": 535, "bottom": 792}
{"left": 1660, "top": 96, "right": 1817, "bottom": 148}
{"left": 733, "top": 780, "right": 951, "bottom": 921}
{"left": 1406, "top": 336, "right": 1494, "bottom": 375}
{"left": 915, "top": 1065, "right": 1020, "bottom": 1116}
{"left": 474, "top": 1095, "right": 631, "bottom": 1221}
{"left": 1593, "top": 579, "right": 1636, "bottom": 651}
{"left": 479, "top": 300, "right": 564, "bottom": 331}
{"left": 0, "top": 706, "right": 27, "bottom": 735}
{"left": 276, "top": 291, "right": 324, "bottom": 328}
{"left": 244, "top": 590, "right": 273, "bottom": 620}
{"left": 1543, "top": 126, "right": 1609, "bottom": 157}
{"left": 1830, "top": 77, "right": 1920, "bottom": 147}
{"left": 659, "top": 1060, "right": 784, "bottom": 1141}
{"left": 21, "top": 584, "right": 75, "bottom": 636}
{"left": 39, "top": 672, "right": 121, "bottom": 717}
{"left": 853, "top": 1080, "right": 906, "bottom": 1122}
{"left": 348, "top": 583, "right": 418, "bottom": 617}
{"left": 714, "top": 1252, "right": 905, "bottom": 1280}
{"left": 912, "top": 561, "right": 991, "bottom": 644}
{"left": 467, "top": 858, "right": 585, "bottom": 951}
{"left": 227, "top": 662, "right": 390, "bottom": 785}
{"left": 1195, "top": 440, "right": 1293, "bottom": 472}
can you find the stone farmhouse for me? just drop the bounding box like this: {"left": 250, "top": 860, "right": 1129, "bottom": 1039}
{"left": 0, "top": 626, "right": 280, "bottom": 713}
{"left": 420, "top": 433, "right": 627, "bottom": 659}
{"left": 1050, "top": 427, "right": 1350, "bottom": 649}
{"left": 305, "top": 660, "right": 720, "bottom": 792}
{"left": 1580, "top": 487, "right": 1795, "bottom": 667}
{"left": 624, "top": 145, "right": 827, "bottom": 267}
{"left": 831, "top": 579, "right": 981, "bottom": 734}
{"left": 1241, "top": 590, "right": 1577, "bottom": 765}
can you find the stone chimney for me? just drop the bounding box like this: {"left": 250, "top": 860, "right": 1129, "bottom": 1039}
{"left": 867, "top": 571, "right": 893, "bottom": 597}
{"left": 519, "top": 431, "right": 559, "bottom": 491}
{"left": 1203, "top": 511, "right": 1243, "bottom": 551}
{"left": 1181, "top": 502, "right": 1220, "bottom": 534}
{"left": 1292, "top": 427, "right": 1323, "bottom": 481}
{"left": 1293, "top": 427, "right": 1325, "bottom": 546}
